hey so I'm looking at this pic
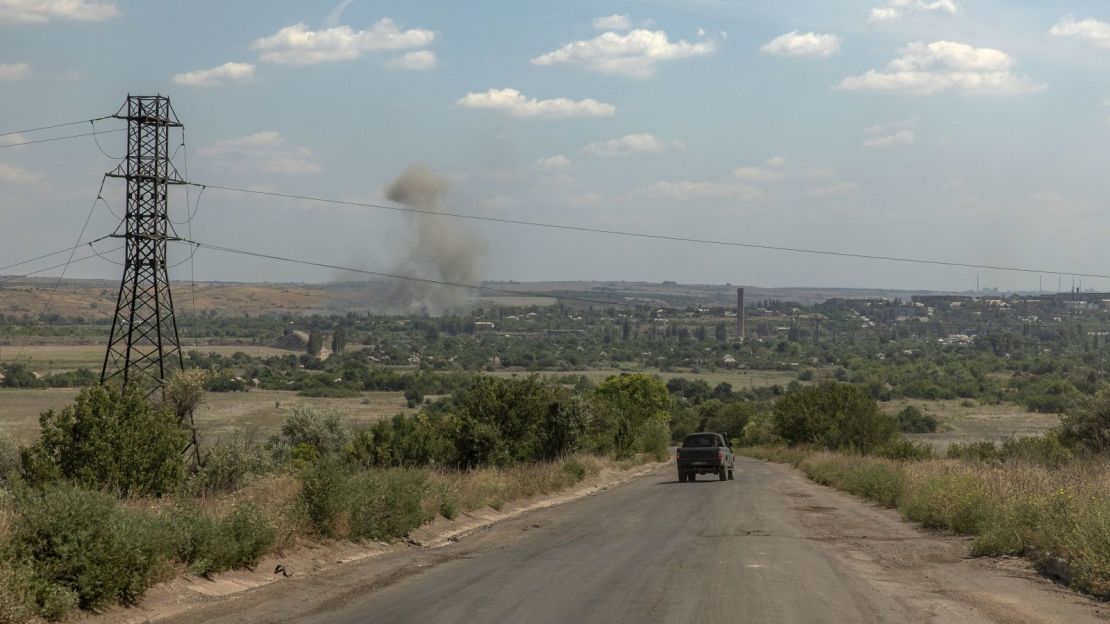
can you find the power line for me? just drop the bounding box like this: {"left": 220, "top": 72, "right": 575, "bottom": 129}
{"left": 0, "top": 116, "right": 113, "bottom": 138}
{"left": 181, "top": 239, "right": 682, "bottom": 310}
{"left": 0, "top": 236, "right": 110, "bottom": 274}
{"left": 187, "top": 182, "right": 1110, "bottom": 281}
{"left": 0, "top": 128, "right": 124, "bottom": 149}
{"left": 0, "top": 247, "right": 120, "bottom": 286}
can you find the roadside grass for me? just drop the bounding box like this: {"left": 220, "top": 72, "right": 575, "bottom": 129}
{"left": 0, "top": 454, "right": 647, "bottom": 621}
{"left": 739, "top": 446, "right": 1110, "bottom": 599}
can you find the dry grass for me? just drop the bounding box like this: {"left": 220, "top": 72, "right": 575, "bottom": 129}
{"left": 742, "top": 446, "right": 1110, "bottom": 599}
{"left": 4, "top": 344, "right": 293, "bottom": 373}
{"left": 880, "top": 399, "right": 1060, "bottom": 452}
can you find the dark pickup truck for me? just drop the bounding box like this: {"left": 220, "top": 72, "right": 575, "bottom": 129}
{"left": 675, "top": 432, "right": 735, "bottom": 482}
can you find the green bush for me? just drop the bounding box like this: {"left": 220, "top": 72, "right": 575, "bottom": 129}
{"left": 874, "top": 435, "right": 933, "bottom": 461}
{"left": 268, "top": 405, "right": 349, "bottom": 464}
{"left": 346, "top": 470, "right": 433, "bottom": 541}
{"left": 170, "top": 504, "right": 275, "bottom": 577}
{"left": 299, "top": 459, "right": 348, "bottom": 538}
{"left": 20, "top": 385, "right": 185, "bottom": 496}
{"left": 1059, "top": 388, "right": 1110, "bottom": 454}
{"left": 188, "top": 433, "right": 273, "bottom": 496}
{"left": 0, "top": 432, "right": 18, "bottom": 485}
{"left": 5, "top": 484, "right": 171, "bottom": 614}
{"left": 800, "top": 455, "right": 906, "bottom": 508}
{"left": 896, "top": 405, "right": 938, "bottom": 433}
{"left": 0, "top": 563, "right": 36, "bottom": 624}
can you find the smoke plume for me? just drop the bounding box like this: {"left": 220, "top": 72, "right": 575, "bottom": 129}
{"left": 383, "top": 164, "right": 487, "bottom": 314}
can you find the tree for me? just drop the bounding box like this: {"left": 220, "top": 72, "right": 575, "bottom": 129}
{"left": 715, "top": 322, "right": 728, "bottom": 342}
{"left": 331, "top": 326, "right": 348, "bottom": 354}
{"left": 772, "top": 383, "right": 894, "bottom": 452}
{"left": 162, "top": 368, "right": 210, "bottom": 465}
{"left": 594, "top": 373, "right": 672, "bottom": 457}
{"left": 306, "top": 330, "right": 323, "bottom": 356}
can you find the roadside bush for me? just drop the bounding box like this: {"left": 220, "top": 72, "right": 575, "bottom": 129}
{"left": 298, "top": 459, "right": 348, "bottom": 538}
{"left": 5, "top": 484, "right": 171, "bottom": 614}
{"left": 0, "top": 433, "right": 18, "bottom": 485}
{"left": 346, "top": 470, "right": 434, "bottom": 541}
{"left": 0, "top": 563, "right": 35, "bottom": 624}
{"left": 170, "top": 503, "right": 275, "bottom": 577}
{"left": 800, "top": 454, "right": 906, "bottom": 508}
{"left": 896, "top": 405, "right": 938, "bottom": 433}
{"left": 874, "top": 435, "right": 933, "bottom": 461}
{"left": 773, "top": 383, "right": 895, "bottom": 452}
{"left": 899, "top": 469, "right": 992, "bottom": 534}
{"left": 20, "top": 385, "right": 186, "bottom": 496}
{"left": 594, "top": 373, "right": 672, "bottom": 458}
{"left": 187, "top": 433, "right": 274, "bottom": 496}
{"left": 738, "top": 411, "right": 781, "bottom": 446}
{"left": 1059, "top": 388, "right": 1110, "bottom": 454}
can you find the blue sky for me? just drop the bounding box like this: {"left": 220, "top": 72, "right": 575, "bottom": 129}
{"left": 3, "top": 0, "right": 1110, "bottom": 292}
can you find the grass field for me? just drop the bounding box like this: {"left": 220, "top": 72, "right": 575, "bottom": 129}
{"left": 880, "top": 398, "right": 1061, "bottom": 451}
{"left": 1, "top": 344, "right": 294, "bottom": 373}
{"left": 0, "top": 387, "right": 411, "bottom": 445}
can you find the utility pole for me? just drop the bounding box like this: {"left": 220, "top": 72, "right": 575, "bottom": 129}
{"left": 101, "top": 95, "right": 185, "bottom": 395}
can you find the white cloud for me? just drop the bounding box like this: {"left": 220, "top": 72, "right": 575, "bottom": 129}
{"left": 806, "top": 166, "right": 836, "bottom": 178}
{"left": 1050, "top": 16, "right": 1110, "bottom": 49}
{"left": 0, "top": 62, "right": 29, "bottom": 80}
{"left": 571, "top": 192, "right": 603, "bottom": 207}
{"left": 252, "top": 18, "right": 434, "bottom": 65}
{"left": 456, "top": 88, "right": 616, "bottom": 118}
{"left": 199, "top": 131, "right": 321, "bottom": 175}
{"left": 761, "top": 31, "right": 841, "bottom": 58}
{"left": 535, "top": 155, "right": 573, "bottom": 170}
{"left": 0, "top": 0, "right": 117, "bottom": 23}
{"left": 806, "top": 182, "right": 859, "bottom": 198}
{"left": 172, "top": 62, "right": 254, "bottom": 87}
{"left": 863, "top": 129, "right": 915, "bottom": 147}
{"left": 766, "top": 155, "right": 788, "bottom": 167}
{"left": 868, "top": 0, "right": 958, "bottom": 23}
{"left": 592, "top": 14, "right": 630, "bottom": 31}
{"left": 582, "top": 133, "right": 669, "bottom": 157}
{"left": 635, "top": 180, "right": 765, "bottom": 202}
{"left": 0, "top": 162, "right": 42, "bottom": 184}
{"left": 838, "top": 41, "right": 1041, "bottom": 95}
{"left": 385, "top": 50, "right": 438, "bottom": 70}
{"left": 531, "top": 29, "right": 714, "bottom": 78}
{"left": 732, "top": 166, "right": 784, "bottom": 181}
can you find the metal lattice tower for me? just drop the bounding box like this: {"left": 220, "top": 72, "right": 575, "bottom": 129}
{"left": 101, "top": 95, "right": 185, "bottom": 394}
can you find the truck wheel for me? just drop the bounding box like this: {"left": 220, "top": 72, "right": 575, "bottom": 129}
{"left": 718, "top": 467, "right": 727, "bottom": 481}
{"left": 678, "top": 472, "right": 686, "bottom": 483}
{"left": 728, "top": 468, "right": 735, "bottom": 480}
{"left": 689, "top": 473, "right": 696, "bottom": 482}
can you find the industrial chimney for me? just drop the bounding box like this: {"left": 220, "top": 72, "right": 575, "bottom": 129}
{"left": 736, "top": 288, "right": 745, "bottom": 340}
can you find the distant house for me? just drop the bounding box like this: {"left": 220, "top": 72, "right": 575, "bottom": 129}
{"left": 475, "top": 321, "right": 496, "bottom": 330}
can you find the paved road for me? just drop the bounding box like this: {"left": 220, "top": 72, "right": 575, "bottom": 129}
{"left": 282, "top": 458, "right": 1104, "bottom": 624}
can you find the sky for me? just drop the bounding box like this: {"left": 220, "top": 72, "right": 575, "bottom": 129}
{"left": 3, "top": 0, "right": 1110, "bottom": 293}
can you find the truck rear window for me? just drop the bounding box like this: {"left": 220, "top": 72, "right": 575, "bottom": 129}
{"left": 682, "top": 434, "right": 719, "bottom": 448}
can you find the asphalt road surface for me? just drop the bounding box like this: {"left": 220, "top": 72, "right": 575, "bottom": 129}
{"left": 272, "top": 457, "right": 1103, "bottom": 624}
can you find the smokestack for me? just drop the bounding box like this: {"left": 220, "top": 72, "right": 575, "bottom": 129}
{"left": 737, "top": 288, "right": 745, "bottom": 339}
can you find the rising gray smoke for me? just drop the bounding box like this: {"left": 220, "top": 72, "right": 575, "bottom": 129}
{"left": 382, "top": 164, "right": 487, "bottom": 315}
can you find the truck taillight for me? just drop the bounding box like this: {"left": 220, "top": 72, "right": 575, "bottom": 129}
{"left": 718, "top": 450, "right": 724, "bottom": 460}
